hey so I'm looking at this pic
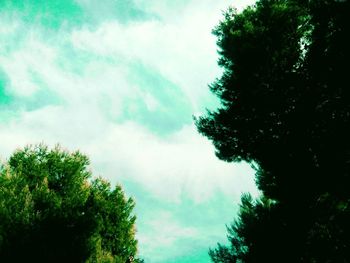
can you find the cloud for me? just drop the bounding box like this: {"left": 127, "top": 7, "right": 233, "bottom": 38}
{"left": 86, "top": 122, "right": 258, "bottom": 203}
{"left": 137, "top": 211, "right": 199, "bottom": 262}
{"left": 70, "top": 0, "right": 257, "bottom": 116}
{"left": 0, "top": 1, "right": 259, "bottom": 262}
{"left": 0, "top": 105, "right": 257, "bottom": 203}
{"left": 139, "top": 211, "right": 198, "bottom": 247}
{"left": 76, "top": 0, "right": 151, "bottom": 24}
{"left": 70, "top": 1, "right": 225, "bottom": 112}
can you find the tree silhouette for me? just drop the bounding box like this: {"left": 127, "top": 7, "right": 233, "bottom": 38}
{"left": 196, "top": 0, "right": 350, "bottom": 262}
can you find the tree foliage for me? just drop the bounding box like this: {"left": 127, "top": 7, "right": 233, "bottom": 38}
{"left": 196, "top": 0, "right": 350, "bottom": 262}
{"left": 0, "top": 144, "right": 142, "bottom": 263}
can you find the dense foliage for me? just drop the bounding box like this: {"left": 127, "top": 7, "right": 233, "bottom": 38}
{"left": 0, "top": 145, "right": 142, "bottom": 263}
{"left": 196, "top": 0, "right": 350, "bottom": 262}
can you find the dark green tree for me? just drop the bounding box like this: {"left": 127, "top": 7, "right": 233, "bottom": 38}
{"left": 0, "top": 144, "right": 142, "bottom": 263}
{"left": 196, "top": 0, "right": 350, "bottom": 262}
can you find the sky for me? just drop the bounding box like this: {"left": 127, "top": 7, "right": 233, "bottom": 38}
{"left": 0, "top": 0, "right": 258, "bottom": 262}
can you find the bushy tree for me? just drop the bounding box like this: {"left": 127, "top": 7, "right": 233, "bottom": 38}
{"left": 0, "top": 144, "right": 142, "bottom": 263}
{"left": 196, "top": 0, "right": 350, "bottom": 262}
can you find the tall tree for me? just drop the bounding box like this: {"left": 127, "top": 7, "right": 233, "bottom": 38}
{"left": 0, "top": 144, "right": 142, "bottom": 263}
{"left": 196, "top": 0, "right": 350, "bottom": 262}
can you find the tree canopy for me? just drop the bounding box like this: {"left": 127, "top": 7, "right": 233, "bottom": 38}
{"left": 196, "top": 0, "right": 350, "bottom": 262}
{"left": 0, "top": 144, "right": 142, "bottom": 263}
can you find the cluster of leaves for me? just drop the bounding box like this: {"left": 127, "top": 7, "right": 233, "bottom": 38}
{"left": 0, "top": 145, "right": 143, "bottom": 263}
{"left": 196, "top": 0, "right": 350, "bottom": 262}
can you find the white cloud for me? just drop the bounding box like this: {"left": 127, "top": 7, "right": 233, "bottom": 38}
{"left": 0, "top": 1, "right": 259, "bottom": 261}
{"left": 0, "top": 109, "right": 257, "bottom": 203}
{"left": 69, "top": 0, "right": 256, "bottom": 115}
{"left": 1, "top": 0, "right": 258, "bottom": 204}
{"left": 70, "top": 1, "right": 224, "bottom": 112}
{"left": 137, "top": 211, "right": 199, "bottom": 262}
{"left": 86, "top": 122, "right": 258, "bottom": 203}
{"left": 139, "top": 211, "right": 198, "bottom": 247}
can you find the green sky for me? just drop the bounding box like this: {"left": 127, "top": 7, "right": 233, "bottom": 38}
{"left": 0, "top": 0, "right": 257, "bottom": 262}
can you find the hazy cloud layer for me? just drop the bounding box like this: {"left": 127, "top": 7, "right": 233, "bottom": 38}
{"left": 0, "top": 0, "right": 257, "bottom": 262}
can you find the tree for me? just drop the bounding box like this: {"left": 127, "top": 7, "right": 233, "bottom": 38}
{"left": 0, "top": 144, "right": 143, "bottom": 263}
{"left": 196, "top": 0, "right": 350, "bottom": 262}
